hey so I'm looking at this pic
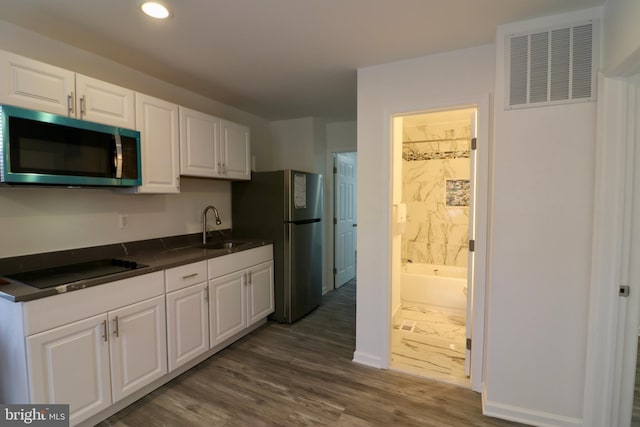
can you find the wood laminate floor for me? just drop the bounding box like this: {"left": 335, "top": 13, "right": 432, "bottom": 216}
{"left": 98, "top": 279, "right": 529, "bottom": 427}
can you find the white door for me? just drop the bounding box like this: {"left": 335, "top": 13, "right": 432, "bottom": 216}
{"left": 166, "top": 282, "right": 210, "bottom": 372}
{"left": 210, "top": 270, "right": 247, "bottom": 346}
{"left": 465, "top": 110, "right": 478, "bottom": 377}
{"left": 334, "top": 153, "right": 357, "bottom": 288}
{"left": 247, "top": 261, "right": 275, "bottom": 325}
{"left": 109, "top": 295, "right": 167, "bottom": 403}
{"left": 26, "top": 313, "right": 111, "bottom": 425}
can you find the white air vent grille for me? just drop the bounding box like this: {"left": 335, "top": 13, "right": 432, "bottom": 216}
{"left": 507, "top": 20, "right": 597, "bottom": 108}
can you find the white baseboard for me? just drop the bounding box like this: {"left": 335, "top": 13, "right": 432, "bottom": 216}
{"left": 352, "top": 350, "right": 384, "bottom": 368}
{"left": 482, "top": 388, "right": 582, "bottom": 427}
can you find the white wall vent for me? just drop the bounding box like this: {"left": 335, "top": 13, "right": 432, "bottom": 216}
{"left": 506, "top": 20, "right": 598, "bottom": 109}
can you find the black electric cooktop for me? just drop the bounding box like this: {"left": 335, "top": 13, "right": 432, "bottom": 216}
{"left": 7, "top": 258, "right": 148, "bottom": 289}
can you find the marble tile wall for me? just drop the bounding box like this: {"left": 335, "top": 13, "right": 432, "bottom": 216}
{"left": 402, "top": 122, "right": 471, "bottom": 267}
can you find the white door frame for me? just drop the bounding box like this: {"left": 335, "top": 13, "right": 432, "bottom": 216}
{"left": 386, "top": 94, "right": 490, "bottom": 393}
{"left": 583, "top": 71, "right": 640, "bottom": 427}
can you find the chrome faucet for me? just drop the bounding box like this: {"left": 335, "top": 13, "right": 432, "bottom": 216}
{"left": 202, "top": 205, "right": 222, "bottom": 244}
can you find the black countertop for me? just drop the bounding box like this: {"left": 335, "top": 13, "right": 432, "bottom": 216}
{"left": 0, "top": 231, "right": 271, "bottom": 303}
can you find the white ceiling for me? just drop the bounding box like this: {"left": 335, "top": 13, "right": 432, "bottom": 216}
{"left": 0, "top": 0, "right": 604, "bottom": 122}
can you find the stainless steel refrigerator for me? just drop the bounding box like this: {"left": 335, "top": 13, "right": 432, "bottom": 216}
{"left": 232, "top": 170, "right": 323, "bottom": 323}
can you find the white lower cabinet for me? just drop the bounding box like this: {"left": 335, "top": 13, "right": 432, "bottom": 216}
{"left": 166, "top": 282, "right": 210, "bottom": 371}
{"left": 21, "top": 272, "right": 166, "bottom": 426}
{"left": 107, "top": 296, "right": 167, "bottom": 402}
{"left": 247, "top": 261, "right": 275, "bottom": 325}
{"left": 26, "top": 314, "right": 111, "bottom": 426}
{"left": 210, "top": 270, "right": 247, "bottom": 345}
{"left": 0, "top": 246, "right": 274, "bottom": 427}
{"left": 26, "top": 294, "right": 167, "bottom": 425}
{"left": 165, "top": 260, "right": 209, "bottom": 372}
{"left": 208, "top": 245, "right": 274, "bottom": 347}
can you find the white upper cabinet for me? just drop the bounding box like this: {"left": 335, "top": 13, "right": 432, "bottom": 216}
{"left": 180, "top": 106, "right": 251, "bottom": 180}
{"left": 220, "top": 119, "right": 251, "bottom": 180}
{"left": 179, "top": 106, "right": 221, "bottom": 177}
{"left": 75, "top": 74, "right": 135, "bottom": 129}
{"left": 129, "top": 93, "right": 180, "bottom": 193}
{"left": 0, "top": 50, "right": 75, "bottom": 116}
{"left": 0, "top": 49, "right": 135, "bottom": 128}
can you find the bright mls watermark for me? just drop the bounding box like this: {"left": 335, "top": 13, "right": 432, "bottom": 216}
{"left": 0, "top": 405, "right": 69, "bottom": 426}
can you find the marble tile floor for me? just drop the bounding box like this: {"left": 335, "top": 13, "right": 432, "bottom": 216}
{"left": 391, "top": 305, "right": 470, "bottom": 388}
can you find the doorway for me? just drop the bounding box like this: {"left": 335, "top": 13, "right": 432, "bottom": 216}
{"left": 333, "top": 152, "right": 357, "bottom": 289}
{"left": 389, "top": 106, "right": 480, "bottom": 389}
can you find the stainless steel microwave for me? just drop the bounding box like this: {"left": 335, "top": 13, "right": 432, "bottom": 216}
{"left": 0, "top": 104, "right": 141, "bottom": 187}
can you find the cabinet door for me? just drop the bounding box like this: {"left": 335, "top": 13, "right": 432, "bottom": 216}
{"left": 0, "top": 50, "right": 74, "bottom": 116}
{"left": 210, "top": 271, "right": 246, "bottom": 346}
{"left": 166, "top": 282, "right": 209, "bottom": 372}
{"left": 220, "top": 119, "right": 251, "bottom": 180}
{"left": 75, "top": 74, "right": 135, "bottom": 128}
{"left": 109, "top": 295, "right": 167, "bottom": 403}
{"left": 247, "top": 261, "right": 275, "bottom": 325}
{"left": 179, "top": 106, "right": 222, "bottom": 177}
{"left": 26, "top": 313, "right": 111, "bottom": 425}
{"left": 133, "top": 93, "right": 180, "bottom": 193}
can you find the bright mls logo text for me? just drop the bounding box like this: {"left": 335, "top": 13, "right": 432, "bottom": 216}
{"left": 1, "top": 404, "right": 68, "bottom": 426}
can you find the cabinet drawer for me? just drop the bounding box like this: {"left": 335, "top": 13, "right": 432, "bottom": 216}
{"left": 208, "top": 245, "right": 273, "bottom": 278}
{"left": 165, "top": 261, "right": 207, "bottom": 292}
{"left": 22, "top": 271, "right": 164, "bottom": 336}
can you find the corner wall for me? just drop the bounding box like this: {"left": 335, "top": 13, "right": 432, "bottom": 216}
{"left": 602, "top": 0, "right": 640, "bottom": 74}
{"left": 482, "top": 8, "right": 601, "bottom": 426}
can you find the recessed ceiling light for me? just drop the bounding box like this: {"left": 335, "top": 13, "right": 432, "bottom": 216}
{"left": 141, "top": 2, "right": 170, "bottom": 19}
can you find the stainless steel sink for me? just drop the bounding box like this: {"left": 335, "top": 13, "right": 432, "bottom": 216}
{"left": 199, "top": 240, "right": 250, "bottom": 250}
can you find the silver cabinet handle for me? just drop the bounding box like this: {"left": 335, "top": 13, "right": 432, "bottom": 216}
{"left": 204, "top": 287, "right": 209, "bottom": 301}
{"left": 67, "top": 93, "right": 74, "bottom": 116}
{"left": 80, "top": 95, "right": 86, "bottom": 118}
{"left": 182, "top": 273, "right": 199, "bottom": 279}
{"left": 102, "top": 319, "right": 108, "bottom": 342}
{"left": 113, "top": 316, "right": 119, "bottom": 338}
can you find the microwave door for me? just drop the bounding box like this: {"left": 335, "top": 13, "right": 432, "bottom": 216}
{"left": 0, "top": 104, "right": 142, "bottom": 186}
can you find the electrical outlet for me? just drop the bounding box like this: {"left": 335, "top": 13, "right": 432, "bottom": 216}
{"left": 119, "top": 215, "right": 129, "bottom": 229}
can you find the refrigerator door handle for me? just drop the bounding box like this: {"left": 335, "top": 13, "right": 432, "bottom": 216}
{"left": 288, "top": 218, "right": 321, "bottom": 225}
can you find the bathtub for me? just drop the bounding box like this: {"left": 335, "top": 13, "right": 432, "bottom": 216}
{"left": 401, "top": 263, "right": 467, "bottom": 314}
